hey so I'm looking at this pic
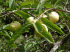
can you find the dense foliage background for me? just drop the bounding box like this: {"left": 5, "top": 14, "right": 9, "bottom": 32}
{"left": 0, "top": 0, "right": 70, "bottom": 52}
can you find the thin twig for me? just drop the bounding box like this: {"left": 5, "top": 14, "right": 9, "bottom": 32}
{"left": 64, "top": 0, "right": 67, "bottom": 11}
{"left": 27, "top": 11, "right": 36, "bottom": 18}
{"left": 0, "top": 8, "right": 70, "bottom": 18}
{"left": 37, "top": 8, "right": 52, "bottom": 21}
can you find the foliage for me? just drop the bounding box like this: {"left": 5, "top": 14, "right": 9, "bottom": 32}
{"left": 0, "top": 0, "right": 70, "bottom": 52}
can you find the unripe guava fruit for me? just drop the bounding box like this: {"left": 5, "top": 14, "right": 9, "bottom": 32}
{"left": 42, "top": 14, "right": 47, "bottom": 18}
{"left": 9, "top": 21, "right": 21, "bottom": 31}
{"left": 35, "top": 24, "right": 48, "bottom": 37}
{"left": 49, "top": 11, "right": 59, "bottom": 23}
{"left": 42, "top": 24, "right": 48, "bottom": 32}
{"left": 27, "top": 17, "right": 36, "bottom": 24}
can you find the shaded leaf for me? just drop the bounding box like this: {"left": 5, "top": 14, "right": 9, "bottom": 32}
{"left": 50, "top": 0, "right": 57, "bottom": 4}
{"left": 24, "top": 43, "right": 32, "bottom": 52}
{"left": 15, "top": 35, "right": 24, "bottom": 44}
{"left": 0, "top": 32, "right": 10, "bottom": 39}
{"left": 54, "top": 0, "right": 65, "bottom": 7}
{"left": 56, "top": 6, "right": 67, "bottom": 18}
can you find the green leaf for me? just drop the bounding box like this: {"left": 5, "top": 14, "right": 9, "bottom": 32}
{"left": 50, "top": 0, "right": 57, "bottom": 4}
{"left": 37, "top": 0, "right": 46, "bottom": 14}
{"left": 60, "top": 25, "right": 65, "bottom": 29}
{"left": 41, "top": 17, "right": 64, "bottom": 34}
{"left": 14, "top": 10, "right": 30, "bottom": 18}
{"left": 54, "top": 0, "right": 65, "bottom": 7}
{"left": 9, "top": 0, "right": 14, "bottom": 8}
{"left": 4, "top": 30, "right": 11, "bottom": 38}
{"left": 15, "top": 35, "right": 24, "bottom": 44}
{"left": 7, "top": 23, "right": 31, "bottom": 47}
{"left": 0, "top": 32, "right": 10, "bottom": 39}
{"left": 3, "top": 24, "right": 10, "bottom": 30}
{"left": 44, "top": 2, "right": 53, "bottom": 8}
{"left": 33, "top": 21, "right": 54, "bottom": 43}
{"left": 24, "top": 43, "right": 32, "bottom": 52}
{"left": 20, "top": 0, "right": 34, "bottom": 7}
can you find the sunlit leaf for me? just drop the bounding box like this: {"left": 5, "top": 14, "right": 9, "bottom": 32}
{"left": 33, "top": 21, "right": 54, "bottom": 43}
{"left": 41, "top": 17, "right": 64, "bottom": 34}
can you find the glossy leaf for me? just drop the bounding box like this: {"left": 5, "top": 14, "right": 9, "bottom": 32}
{"left": 41, "top": 17, "right": 64, "bottom": 34}
{"left": 33, "top": 21, "right": 54, "bottom": 43}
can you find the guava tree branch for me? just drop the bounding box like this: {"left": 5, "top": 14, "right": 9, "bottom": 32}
{"left": 27, "top": 11, "right": 37, "bottom": 18}
{"left": 0, "top": 8, "right": 70, "bottom": 18}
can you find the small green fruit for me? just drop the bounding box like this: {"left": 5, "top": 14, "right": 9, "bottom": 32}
{"left": 42, "top": 14, "right": 47, "bottom": 18}
{"left": 9, "top": 21, "right": 21, "bottom": 31}
{"left": 49, "top": 11, "right": 59, "bottom": 23}
{"left": 42, "top": 24, "right": 48, "bottom": 32}
{"left": 27, "top": 17, "right": 36, "bottom": 24}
